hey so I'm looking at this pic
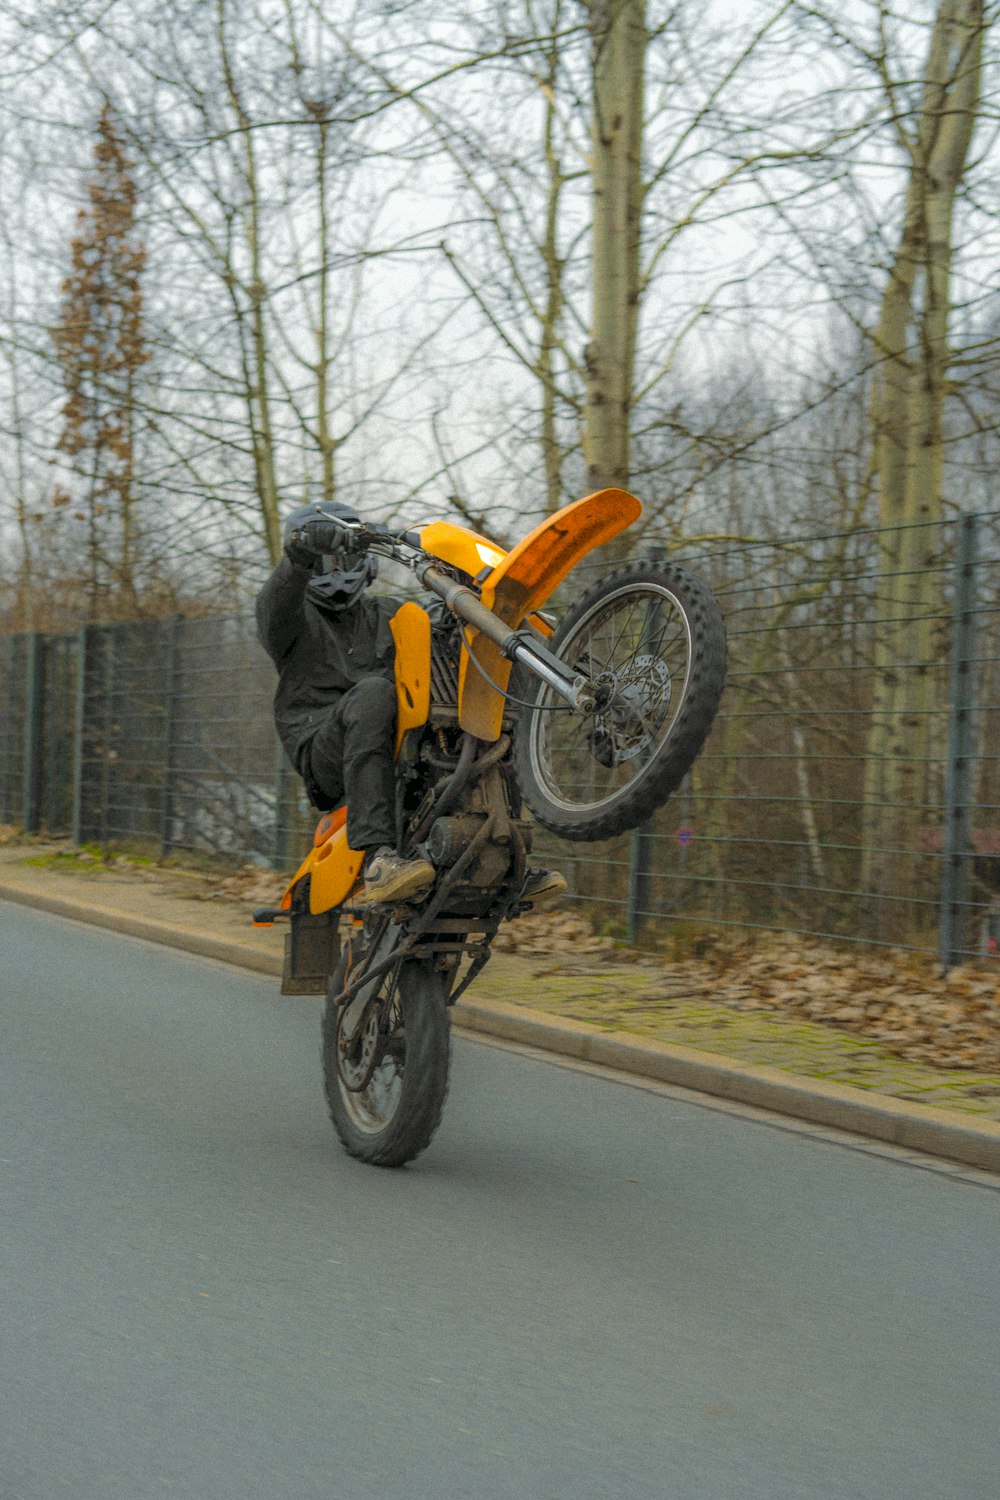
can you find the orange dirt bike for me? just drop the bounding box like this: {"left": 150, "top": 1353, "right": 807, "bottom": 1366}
{"left": 257, "top": 488, "right": 726, "bottom": 1167}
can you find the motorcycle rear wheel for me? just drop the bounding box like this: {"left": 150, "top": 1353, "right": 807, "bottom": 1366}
{"left": 513, "top": 559, "right": 726, "bottom": 841}
{"left": 322, "top": 955, "right": 451, "bottom": 1168}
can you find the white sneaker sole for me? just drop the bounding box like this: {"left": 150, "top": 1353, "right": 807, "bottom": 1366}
{"left": 356, "top": 864, "right": 435, "bottom": 907}
{"left": 523, "top": 873, "right": 568, "bottom": 909}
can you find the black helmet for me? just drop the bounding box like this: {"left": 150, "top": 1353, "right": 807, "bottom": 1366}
{"left": 282, "top": 501, "right": 378, "bottom": 615}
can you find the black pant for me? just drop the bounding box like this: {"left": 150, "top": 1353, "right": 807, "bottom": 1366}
{"left": 303, "top": 677, "right": 397, "bottom": 852}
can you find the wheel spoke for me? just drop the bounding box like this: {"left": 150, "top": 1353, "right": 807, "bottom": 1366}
{"left": 335, "top": 973, "right": 406, "bottom": 1131}
{"left": 528, "top": 582, "right": 692, "bottom": 814}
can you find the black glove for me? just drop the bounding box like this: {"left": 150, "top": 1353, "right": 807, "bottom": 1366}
{"left": 284, "top": 516, "right": 356, "bottom": 568}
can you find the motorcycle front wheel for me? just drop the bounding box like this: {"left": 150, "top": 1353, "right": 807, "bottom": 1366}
{"left": 322, "top": 955, "right": 451, "bottom": 1168}
{"left": 513, "top": 558, "right": 726, "bottom": 842}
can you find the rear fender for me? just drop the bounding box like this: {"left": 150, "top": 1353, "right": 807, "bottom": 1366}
{"left": 458, "top": 488, "right": 641, "bottom": 740}
{"left": 282, "top": 804, "right": 365, "bottom": 915}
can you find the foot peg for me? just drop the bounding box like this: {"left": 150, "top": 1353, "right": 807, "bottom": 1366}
{"left": 251, "top": 907, "right": 289, "bottom": 927}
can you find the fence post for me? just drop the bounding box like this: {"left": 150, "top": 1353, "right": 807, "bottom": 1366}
{"left": 628, "top": 821, "right": 653, "bottom": 942}
{"left": 71, "top": 626, "right": 90, "bottom": 845}
{"left": 43, "top": 639, "right": 58, "bottom": 829}
{"left": 21, "top": 633, "right": 46, "bottom": 834}
{"left": 272, "top": 743, "right": 296, "bottom": 872}
{"left": 160, "top": 617, "right": 182, "bottom": 858}
{"left": 97, "top": 629, "right": 117, "bottom": 852}
{"left": 0, "top": 641, "right": 13, "bottom": 823}
{"left": 939, "top": 513, "right": 980, "bottom": 972}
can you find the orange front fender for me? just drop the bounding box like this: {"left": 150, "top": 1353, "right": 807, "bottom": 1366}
{"left": 458, "top": 488, "right": 641, "bottom": 740}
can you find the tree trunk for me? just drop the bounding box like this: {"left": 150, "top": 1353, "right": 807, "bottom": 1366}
{"left": 860, "top": 0, "right": 985, "bottom": 940}
{"left": 583, "top": 0, "right": 645, "bottom": 495}
{"left": 539, "top": 8, "right": 568, "bottom": 513}
{"left": 313, "top": 114, "right": 338, "bottom": 508}
{"left": 217, "top": 0, "right": 283, "bottom": 565}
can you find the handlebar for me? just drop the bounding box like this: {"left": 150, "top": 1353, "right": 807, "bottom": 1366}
{"left": 343, "top": 520, "right": 420, "bottom": 552}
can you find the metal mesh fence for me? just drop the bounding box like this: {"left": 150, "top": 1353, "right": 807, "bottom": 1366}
{"left": 0, "top": 633, "right": 28, "bottom": 826}
{"left": 38, "top": 631, "right": 77, "bottom": 836}
{"left": 71, "top": 615, "right": 303, "bottom": 866}
{"left": 1, "top": 513, "right": 998, "bottom": 964}
{"left": 532, "top": 512, "right": 1000, "bottom": 965}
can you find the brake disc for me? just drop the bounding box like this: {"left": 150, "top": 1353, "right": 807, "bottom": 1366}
{"left": 591, "top": 656, "right": 672, "bottom": 766}
{"left": 338, "top": 1002, "right": 382, "bottom": 1092}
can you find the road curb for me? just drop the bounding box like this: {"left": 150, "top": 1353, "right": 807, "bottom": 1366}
{"left": 0, "top": 882, "right": 284, "bottom": 979}
{"left": 3, "top": 878, "right": 1000, "bottom": 1174}
{"left": 452, "top": 998, "right": 1000, "bottom": 1171}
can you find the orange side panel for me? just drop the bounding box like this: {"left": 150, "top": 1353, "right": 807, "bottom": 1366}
{"left": 458, "top": 489, "right": 641, "bottom": 740}
{"left": 391, "top": 601, "right": 432, "bottom": 753}
{"left": 308, "top": 823, "right": 364, "bottom": 913}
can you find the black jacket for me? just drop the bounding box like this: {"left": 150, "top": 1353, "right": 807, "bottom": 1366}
{"left": 255, "top": 557, "right": 401, "bottom": 773}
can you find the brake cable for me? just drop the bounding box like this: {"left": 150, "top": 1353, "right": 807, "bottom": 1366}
{"left": 459, "top": 626, "right": 577, "bottom": 713}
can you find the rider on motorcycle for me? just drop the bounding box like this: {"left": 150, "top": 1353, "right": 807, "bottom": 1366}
{"left": 256, "top": 500, "right": 565, "bottom": 908}
{"left": 256, "top": 501, "right": 437, "bottom": 906}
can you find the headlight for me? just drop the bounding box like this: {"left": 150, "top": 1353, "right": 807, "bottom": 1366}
{"left": 475, "top": 542, "right": 505, "bottom": 570}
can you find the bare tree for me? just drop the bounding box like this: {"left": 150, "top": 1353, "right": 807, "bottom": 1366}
{"left": 851, "top": 0, "right": 988, "bottom": 933}
{"left": 51, "top": 104, "right": 150, "bottom": 619}
{"left": 583, "top": 0, "right": 645, "bottom": 495}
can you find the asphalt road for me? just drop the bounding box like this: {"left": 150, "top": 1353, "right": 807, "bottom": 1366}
{"left": 2, "top": 900, "right": 999, "bottom": 1500}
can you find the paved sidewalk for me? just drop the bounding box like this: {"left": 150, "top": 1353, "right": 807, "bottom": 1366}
{"left": 469, "top": 956, "right": 1000, "bottom": 1122}
{"left": 2, "top": 842, "right": 999, "bottom": 1172}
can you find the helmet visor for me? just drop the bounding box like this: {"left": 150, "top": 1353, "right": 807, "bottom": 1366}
{"left": 306, "top": 551, "right": 377, "bottom": 614}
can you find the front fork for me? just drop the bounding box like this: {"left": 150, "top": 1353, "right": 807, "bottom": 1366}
{"left": 417, "top": 563, "right": 595, "bottom": 713}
